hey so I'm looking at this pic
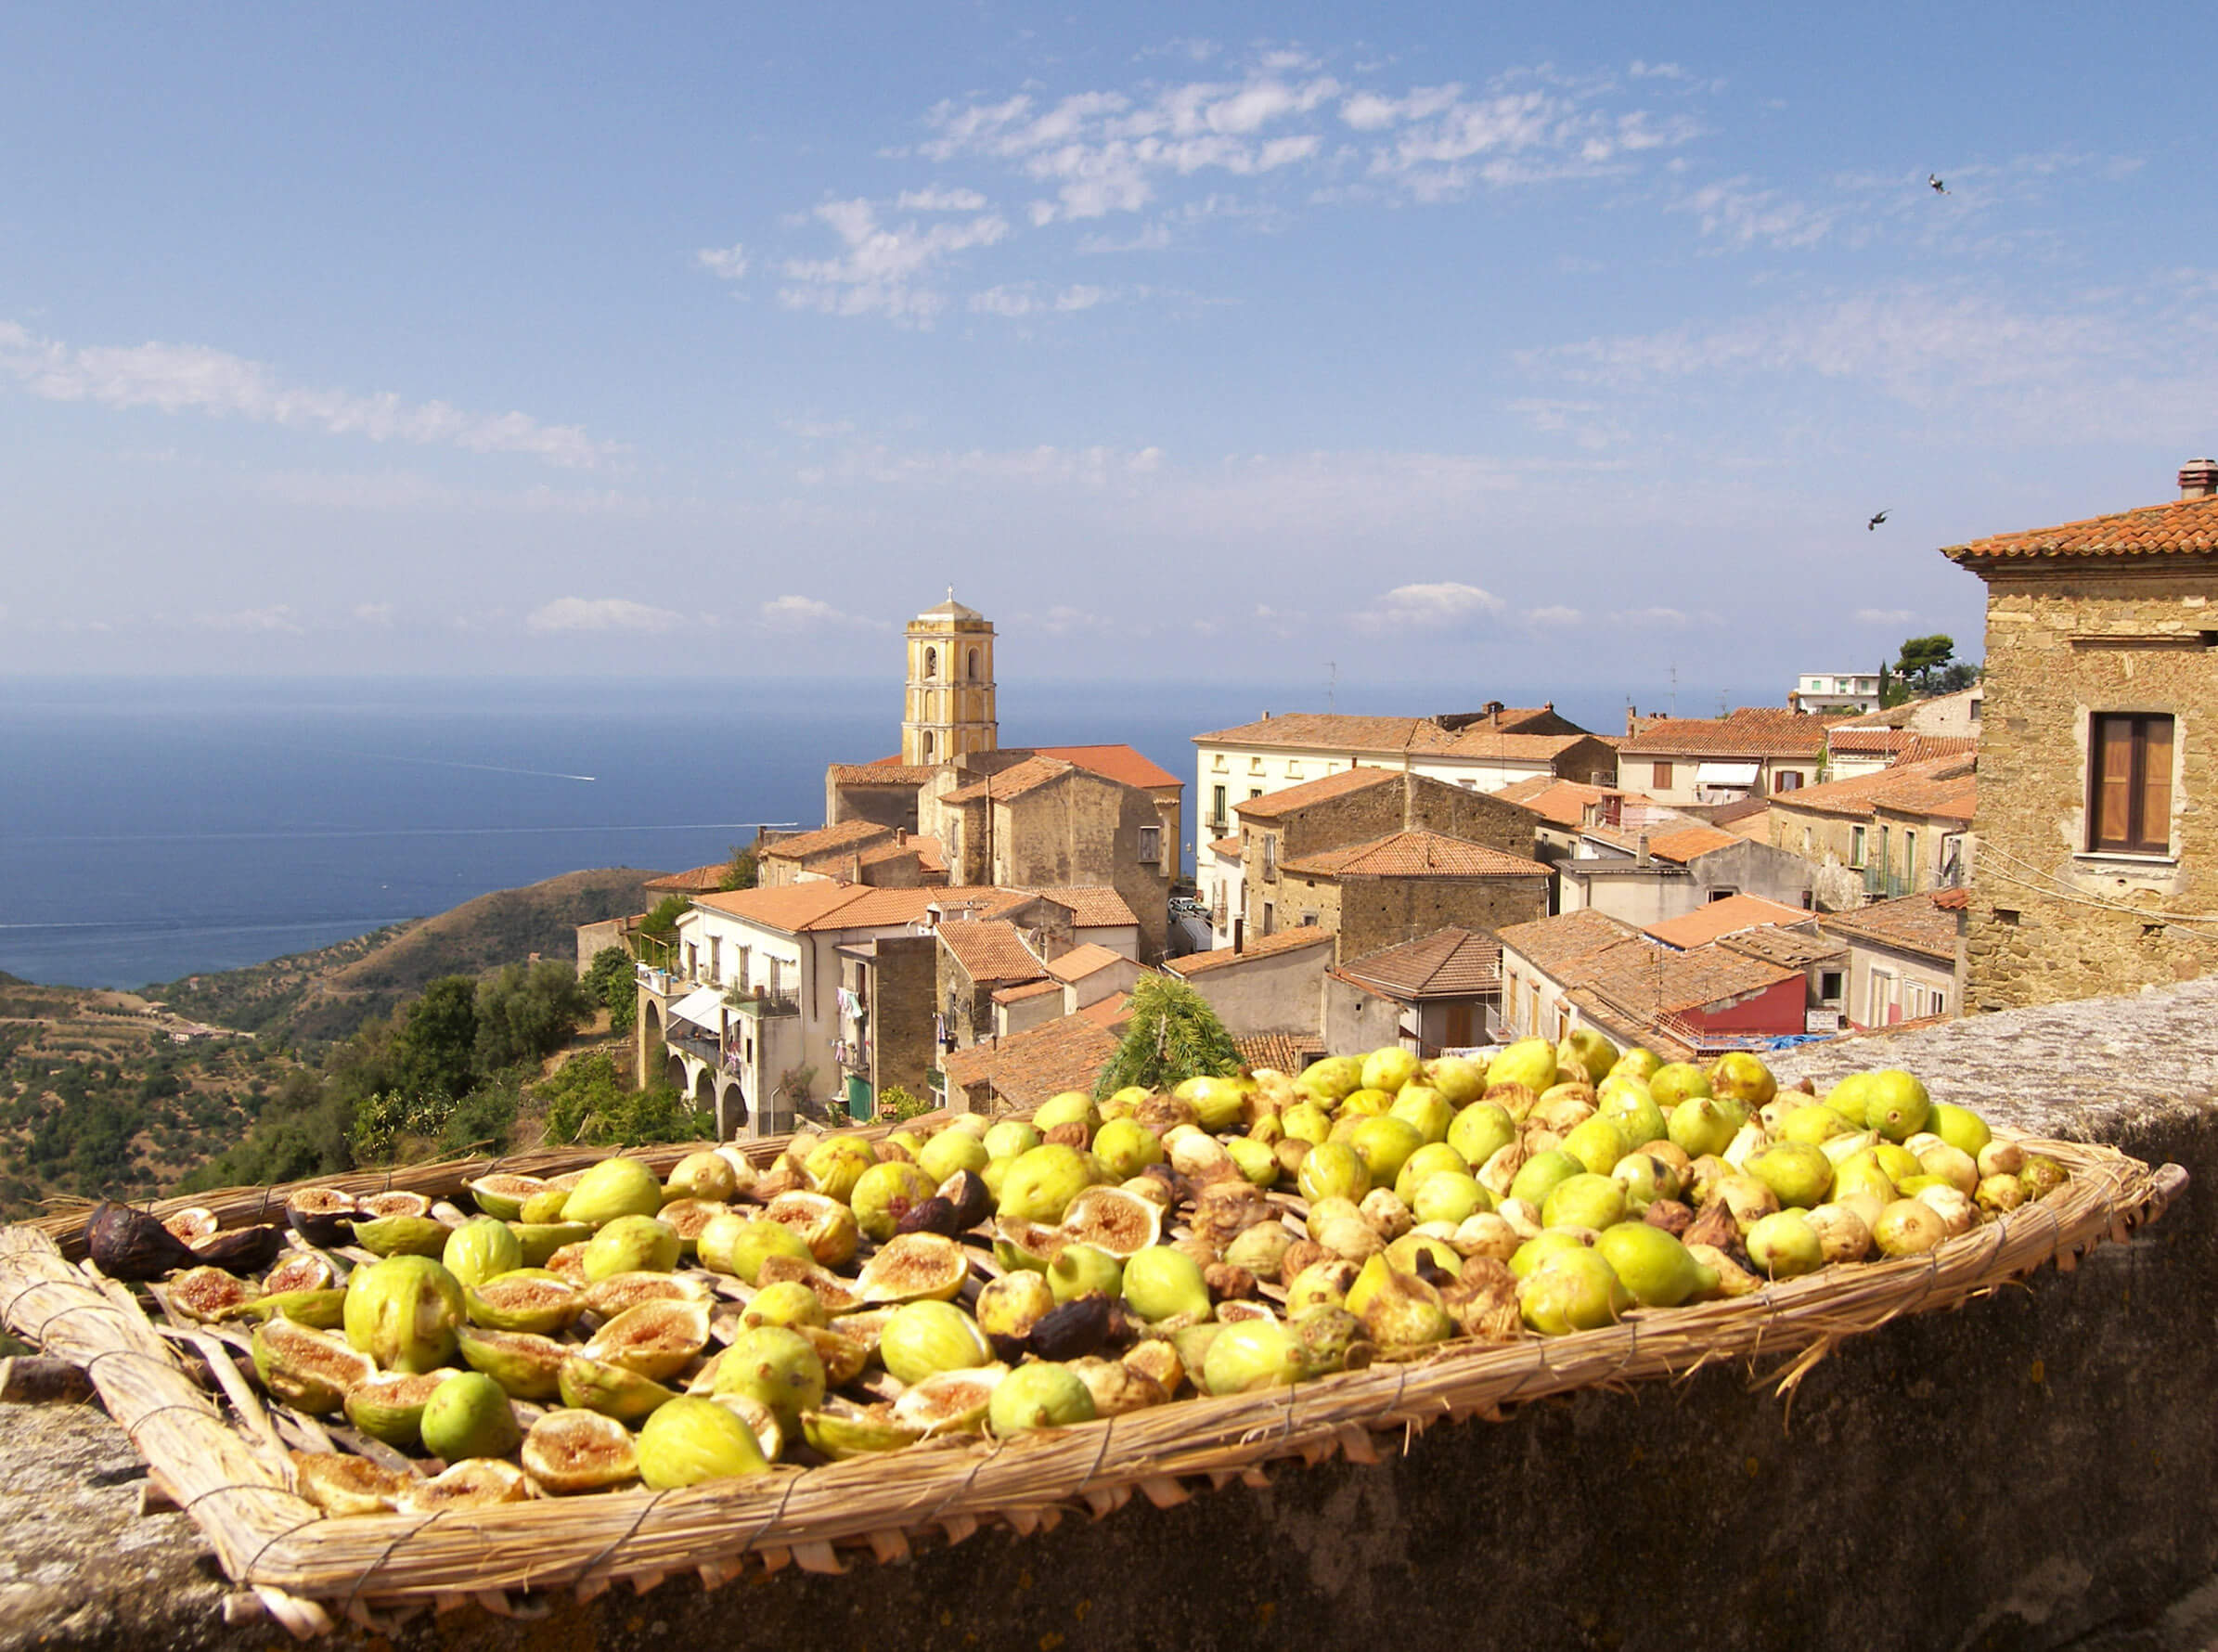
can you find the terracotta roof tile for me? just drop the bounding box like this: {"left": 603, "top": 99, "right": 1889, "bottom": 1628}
{"left": 1335, "top": 927, "right": 1503, "bottom": 998}
{"left": 1167, "top": 928, "right": 1336, "bottom": 975}
{"left": 1044, "top": 943, "right": 1127, "bottom": 984}
{"left": 1575, "top": 936, "right": 1801, "bottom": 1019}
{"left": 1019, "top": 887, "right": 1141, "bottom": 929}
{"left": 1720, "top": 927, "right": 1845, "bottom": 969}
{"left": 1279, "top": 830, "right": 1551, "bottom": 880}
{"left": 938, "top": 919, "right": 1048, "bottom": 987}
{"left": 1768, "top": 755, "right": 1977, "bottom": 823}
{"left": 1232, "top": 767, "right": 1400, "bottom": 820}
{"left": 1819, "top": 893, "right": 1964, "bottom": 962}
{"left": 1206, "top": 835, "right": 1244, "bottom": 859}
{"left": 1414, "top": 729, "right": 1609, "bottom": 763}
{"left": 1077, "top": 991, "right": 1133, "bottom": 1027}
{"left": 1027, "top": 744, "right": 1182, "bottom": 790}
{"left": 1496, "top": 909, "right": 1642, "bottom": 975}
{"left": 1644, "top": 895, "right": 1815, "bottom": 950}
{"left": 1234, "top": 1033, "right": 1324, "bottom": 1076}
{"left": 940, "top": 1013, "right": 1123, "bottom": 1109}
{"left": 1943, "top": 490, "right": 2218, "bottom": 564}
{"left": 645, "top": 863, "right": 732, "bottom": 895}
{"left": 992, "top": 978, "right": 1064, "bottom": 1005}
{"left": 1706, "top": 794, "right": 1773, "bottom": 827}
{"left": 829, "top": 763, "right": 936, "bottom": 786}
{"left": 1617, "top": 708, "right": 1835, "bottom": 758}
{"left": 761, "top": 820, "right": 893, "bottom": 863}
{"left": 939, "top": 755, "right": 1079, "bottom": 805}
{"left": 1195, "top": 714, "right": 1437, "bottom": 753}
{"left": 1641, "top": 824, "right": 1745, "bottom": 864}
{"left": 1493, "top": 777, "right": 1609, "bottom": 830}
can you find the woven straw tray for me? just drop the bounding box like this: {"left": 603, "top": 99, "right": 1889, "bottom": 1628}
{"left": 0, "top": 1129, "right": 2186, "bottom": 1640}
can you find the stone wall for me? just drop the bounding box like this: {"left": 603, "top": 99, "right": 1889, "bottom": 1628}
{"left": 1967, "top": 569, "right": 2218, "bottom": 1009}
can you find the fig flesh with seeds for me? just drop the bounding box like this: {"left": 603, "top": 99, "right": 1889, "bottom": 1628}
{"left": 522, "top": 1409, "right": 640, "bottom": 1494}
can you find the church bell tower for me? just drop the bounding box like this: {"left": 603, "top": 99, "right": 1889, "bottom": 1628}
{"left": 901, "top": 590, "right": 998, "bottom": 766}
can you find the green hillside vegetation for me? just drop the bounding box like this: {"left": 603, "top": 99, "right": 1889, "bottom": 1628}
{"left": 150, "top": 866, "right": 662, "bottom": 1046}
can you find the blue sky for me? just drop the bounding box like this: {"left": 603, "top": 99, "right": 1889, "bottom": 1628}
{"left": 2, "top": 3, "right": 2211, "bottom": 704}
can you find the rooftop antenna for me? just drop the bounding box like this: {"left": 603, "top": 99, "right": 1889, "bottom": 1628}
{"left": 1669, "top": 664, "right": 1679, "bottom": 719}
{"left": 1326, "top": 660, "right": 1337, "bottom": 713}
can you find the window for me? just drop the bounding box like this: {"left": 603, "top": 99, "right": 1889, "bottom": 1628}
{"left": 1249, "top": 756, "right": 1264, "bottom": 774}
{"left": 1262, "top": 834, "right": 1279, "bottom": 882}
{"left": 1850, "top": 826, "right": 1866, "bottom": 868}
{"left": 2088, "top": 712, "right": 2174, "bottom": 854}
{"left": 1137, "top": 825, "right": 1161, "bottom": 864}
{"left": 1969, "top": 698, "right": 1981, "bottom": 723}
{"left": 708, "top": 937, "right": 721, "bottom": 986}
{"left": 1300, "top": 912, "right": 1319, "bottom": 927}
{"left": 1902, "top": 830, "right": 1919, "bottom": 886}
{"left": 923, "top": 647, "right": 937, "bottom": 679}
{"left": 1261, "top": 902, "right": 1275, "bottom": 936}
{"left": 1819, "top": 970, "right": 1844, "bottom": 1003}
{"left": 1802, "top": 828, "right": 1813, "bottom": 856}
{"left": 735, "top": 947, "right": 751, "bottom": 989}
{"left": 1249, "top": 788, "right": 1263, "bottom": 802}
{"left": 1867, "top": 968, "right": 1897, "bottom": 1026}
{"left": 1212, "top": 753, "right": 1229, "bottom": 771}
{"left": 922, "top": 730, "right": 935, "bottom": 761}
{"left": 1285, "top": 761, "right": 1303, "bottom": 779}
{"left": 1774, "top": 770, "right": 1804, "bottom": 792}
{"left": 966, "top": 648, "right": 980, "bottom": 680}
{"left": 1707, "top": 887, "right": 1737, "bottom": 903}
{"left": 1210, "top": 785, "right": 1227, "bottom": 829}
{"left": 1652, "top": 761, "right": 1674, "bottom": 790}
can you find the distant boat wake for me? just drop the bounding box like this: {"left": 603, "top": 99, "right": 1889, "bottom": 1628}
{"left": 340, "top": 750, "right": 600, "bottom": 782}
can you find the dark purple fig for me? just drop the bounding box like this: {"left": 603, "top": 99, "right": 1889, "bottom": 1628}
{"left": 190, "top": 1224, "right": 286, "bottom": 1276}
{"left": 1027, "top": 1293, "right": 1112, "bottom": 1362}
{"left": 896, "top": 1195, "right": 962, "bottom": 1238}
{"left": 987, "top": 1331, "right": 1031, "bottom": 1365}
{"left": 86, "top": 1202, "right": 200, "bottom": 1281}
{"left": 935, "top": 1170, "right": 992, "bottom": 1233}
{"left": 284, "top": 1188, "right": 357, "bottom": 1248}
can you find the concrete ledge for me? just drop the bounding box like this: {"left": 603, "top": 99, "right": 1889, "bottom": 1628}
{"left": 7, "top": 982, "right": 2218, "bottom": 1651}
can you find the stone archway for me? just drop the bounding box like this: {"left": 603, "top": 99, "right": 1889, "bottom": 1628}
{"left": 714, "top": 1074, "right": 748, "bottom": 1139}
{"left": 690, "top": 1065, "right": 716, "bottom": 1112}
{"left": 664, "top": 1052, "right": 688, "bottom": 1091}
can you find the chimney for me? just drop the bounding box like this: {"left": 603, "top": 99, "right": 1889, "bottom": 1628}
{"left": 1635, "top": 832, "right": 1651, "bottom": 867}
{"left": 1402, "top": 773, "right": 1416, "bottom": 832}
{"left": 2182, "top": 458, "right": 2218, "bottom": 500}
{"left": 896, "top": 827, "right": 907, "bottom": 845}
{"left": 1626, "top": 704, "right": 1639, "bottom": 738}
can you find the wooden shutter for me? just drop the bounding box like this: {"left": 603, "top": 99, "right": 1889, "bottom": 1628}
{"left": 2094, "top": 716, "right": 2134, "bottom": 849}
{"left": 2139, "top": 716, "right": 2173, "bottom": 850}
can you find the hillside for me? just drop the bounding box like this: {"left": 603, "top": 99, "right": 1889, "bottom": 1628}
{"left": 151, "top": 867, "right": 662, "bottom": 1046}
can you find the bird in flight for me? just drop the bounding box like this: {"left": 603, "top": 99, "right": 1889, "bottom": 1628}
{"left": 1868, "top": 510, "right": 1889, "bottom": 531}
{"left": 1928, "top": 174, "right": 1948, "bottom": 194}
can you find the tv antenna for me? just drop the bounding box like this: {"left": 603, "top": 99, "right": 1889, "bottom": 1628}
{"left": 1326, "top": 661, "right": 1337, "bottom": 713}
{"left": 1668, "top": 663, "right": 1679, "bottom": 718}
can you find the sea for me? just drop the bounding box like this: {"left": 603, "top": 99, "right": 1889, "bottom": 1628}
{"left": 0, "top": 675, "right": 1750, "bottom": 990}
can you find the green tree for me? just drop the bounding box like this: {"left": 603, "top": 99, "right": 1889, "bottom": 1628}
{"left": 1092, "top": 976, "right": 1244, "bottom": 1100}
{"left": 388, "top": 976, "right": 479, "bottom": 1101}
{"left": 584, "top": 945, "right": 638, "bottom": 1035}
{"left": 638, "top": 895, "right": 690, "bottom": 940}
{"left": 535, "top": 1052, "right": 709, "bottom": 1146}
{"left": 1893, "top": 634, "right": 1957, "bottom": 696}
{"left": 718, "top": 845, "right": 759, "bottom": 893}
{"left": 472, "top": 959, "right": 592, "bottom": 1072}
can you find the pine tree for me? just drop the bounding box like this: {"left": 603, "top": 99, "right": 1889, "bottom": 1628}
{"left": 1092, "top": 975, "right": 1244, "bottom": 1099}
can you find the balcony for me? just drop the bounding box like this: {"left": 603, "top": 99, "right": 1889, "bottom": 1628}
{"left": 725, "top": 988, "right": 800, "bottom": 1018}
{"left": 668, "top": 1029, "right": 724, "bottom": 1068}
{"left": 1863, "top": 864, "right": 1913, "bottom": 899}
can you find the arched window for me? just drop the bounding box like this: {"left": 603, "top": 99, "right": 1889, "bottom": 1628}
{"left": 967, "top": 648, "right": 980, "bottom": 680}
{"left": 922, "top": 730, "right": 935, "bottom": 761}
{"left": 923, "top": 647, "right": 938, "bottom": 679}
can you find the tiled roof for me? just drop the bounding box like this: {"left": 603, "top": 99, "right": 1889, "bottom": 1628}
{"left": 760, "top": 820, "right": 891, "bottom": 863}
{"left": 1166, "top": 928, "right": 1335, "bottom": 975}
{"left": 829, "top": 763, "right": 936, "bottom": 786}
{"left": 819, "top": 884, "right": 1017, "bottom": 931}
{"left": 1019, "top": 887, "right": 1141, "bottom": 930}
{"left": 1644, "top": 894, "right": 1814, "bottom": 950}
{"left": 1413, "top": 728, "right": 1605, "bottom": 763}
{"left": 1234, "top": 1033, "right": 1324, "bottom": 1076}
{"left": 1828, "top": 729, "right": 1922, "bottom": 755}
{"left": 1335, "top": 926, "right": 1503, "bottom": 999}
{"left": 938, "top": 919, "right": 1048, "bottom": 987}
{"left": 1583, "top": 821, "right": 1744, "bottom": 864}
{"left": 940, "top": 1012, "right": 1124, "bottom": 1109}
{"left": 1768, "top": 755, "right": 1977, "bottom": 823}
{"left": 1027, "top": 744, "right": 1182, "bottom": 790}
{"left": 1942, "top": 490, "right": 2218, "bottom": 564}
{"left": 1577, "top": 936, "right": 1802, "bottom": 1019}
{"left": 1076, "top": 991, "right": 1133, "bottom": 1027}
{"left": 645, "top": 863, "right": 732, "bottom": 895}
{"left": 1279, "top": 830, "right": 1551, "bottom": 880}
{"left": 1720, "top": 926, "right": 1845, "bottom": 969}
{"left": 1493, "top": 776, "right": 1609, "bottom": 830}
{"left": 1707, "top": 794, "right": 1773, "bottom": 827}
{"left": 1196, "top": 714, "right": 1440, "bottom": 753}
{"left": 1232, "top": 767, "right": 1399, "bottom": 820}
{"left": 1045, "top": 942, "right": 1127, "bottom": 984}
{"left": 1617, "top": 708, "right": 1835, "bottom": 758}
{"left": 858, "top": 834, "right": 947, "bottom": 873}
{"left": 991, "top": 978, "right": 1064, "bottom": 1005}
{"left": 1564, "top": 987, "right": 1696, "bottom": 1063}
{"left": 1820, "top": 893, "right": 1964, "bottom": 963}
{"left": 1496, "top": 909, "right": 1643, "bottom": 976}
{"left": 1206, "top": 835, "right": 1244, "bottom": 859}
{"left": 939, "top": 755, "right": 1080, "bottom": 806}
{"left": 692, "top": 882, "right": 870, "bottom": 932}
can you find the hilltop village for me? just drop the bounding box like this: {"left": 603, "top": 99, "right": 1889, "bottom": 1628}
{"left": 605, "top": 458, "right": 2218, "bottom": 1138}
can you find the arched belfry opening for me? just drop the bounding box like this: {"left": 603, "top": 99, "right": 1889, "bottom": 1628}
{"left": 901, "top": 590, "right": 997, "bottom": 766}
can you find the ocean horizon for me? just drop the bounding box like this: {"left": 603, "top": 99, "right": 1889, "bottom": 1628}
{"left": 0, "top": 673, "right": 1773, "bottom": 989}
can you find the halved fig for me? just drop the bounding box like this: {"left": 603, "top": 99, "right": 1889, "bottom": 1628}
{"left": 350, "top": 1215, "right": 449, "bottom": 1258}
{"left": 583, "top": 1299, "right": 712, "bottom": 1383}
{"left": 557, "top": 1354, "right": 678, "bottom": 1423}
{"left": 991, "top": 1219, "right": 1068, "bottom": 1273}
{"left": 466, "top": 1271, "right": 584, "bottom": 1336}
{"left": 511, "top": 1221, "right": 592, "bottom": 1268}
{"left": 168, "top": 1265, "right": 262, "bottom": 1323}
{"left": 466, "top": 1173, "right": 549, "bottom": 1221}
{"left": 889, "top": 1364, "right": 1008, "bottom": 1437}
{"left": 395, "top": 1458, "right": 530, "bottom": 1513}
{"left": 710, "top": 1391, "right": 785, "bottom": 1462}
{"left": 754, "top": 1255, "right": 864, "bottom": 1314}
{"left": 458, "top": 1326, "right": 569, "bottom": 1401}
{"left": 762, "top": 1192, "right": 860, "bottom": 1269}
{"left": 285, "top": 1188, "right": 357, "bottom": 1248}
{"left": 937, "top": 1170, "right": 994, "bottom": 1232}
{"left": 522, "top": 1409, "right": 639, "bottom": 1494}
{"left": 857, "top": 1233, "right": 971, "bottom": 1304}
{"left": 1216, "top": 1299, "right": 1281, "bottom": 1325}
{"left": 543, "top": 1168, "right": 589, "bottom": 1193}
{"left": 222, "top": 1288, "right": 348, "bottom": 1330}
{"left": 357, "top": 1191, "right": 434, "bottom": 1220}
{"left": 543, "top": 1243, "right": 591, "bottom": 1285}
{"left": 583, "top": 1271, "right": 709, "bottom": 1323}
{"left": 251, "top": 1320, "right": 376, "bottom": 1414}
{"left": 163, "top": 1207, "right": 220, "bottom": 1246}
{"left": 345, "top": 1370, "right": 457, "bottom": 1451}
{"left": 264, "top": 1252, "right": 336, "bottom": 1295}
{"left": 1068, "top": 1355, "right": 1170, "bottom": 1417}
{"left": 1059, "top": 1187, "right": 1162, "bottom": 1258}
{"left": 1122, "top": 1338, "right": 1184, "bottom": 1396}
{"left": 895, "top": 1196, "right": 962, "bottom": 1238}
{"left": 800, "top": 1401, "right": 922, "bottom": 1461}
{"left": 655, "top": 1197, "right": 729, "bottom": 1251}
{"left": 796, "top": 1325, "right": 872, "bottom": 1387}
{"left": 291, "top": 1451, "right": 404, "bottom": 1516}
{"left": 711, "top": 1145, "right": 761, "bottom": 1199}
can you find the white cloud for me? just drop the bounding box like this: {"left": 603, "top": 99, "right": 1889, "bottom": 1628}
{"left": 695, "top": 243, "right": 750, "bottom": 280}
{"left": 970, "top": 282, "right": 1115, "bottom": 317}
{"left": 253, "top": 469, "right": 654, "bottom": 515}
{"left": 1078, "top": 222, "right": 1172, "bottom": 253}
{"left": 760, "top": 594, "right": 878, "bottom": 630}
{"left": 352, "top": 602, "right": 395, "bottom": 626}
{"left": 1608, "top": 606, "right": 1693, "bottom": 628}
{"left": 1855, "top": 608, "right": 1916, "bottom": 625}
{"left": 1355, "top": 581, "right": 1505, "bottom": 632}
{"left": 779, "top": 199, "right": 1009, "bottom": 323}
{"left": 1525, "top": 605, "right": 1584, "bottom": 627}
{"left": 0, "top": 321, "right": 614, "bottom": 468}
{"left": 897, "top": 187, "right": 989, "bottom": 212}
{"left": 1628, "top": 60, "right": 1690, "bottom": 80}
{"left": 1671, "top": 175, "right": 1837, "bottom": 250}
{"left": 525, "top": 597, "right": 685, "bottom": 634}
{"left": 197, "top": 605, "right": 304, "bottom": 635}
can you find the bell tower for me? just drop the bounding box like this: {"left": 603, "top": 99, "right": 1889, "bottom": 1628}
{"left": 901, "top": 589, "right": 998, "bottom": 766}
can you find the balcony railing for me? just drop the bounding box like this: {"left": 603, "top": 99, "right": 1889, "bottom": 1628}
{"left": 668, "top": 1030, "right": 724, "bottom": 1067}
{"left": 725, "top": 988, "right": 800, "bottom": 1017}
{"left": 1863, "top": 864, "right": 1913, "bottom": 899}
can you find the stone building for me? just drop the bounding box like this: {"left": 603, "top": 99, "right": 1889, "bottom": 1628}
{"left": 1764, "top": 755, "right": 1977, "bottom": 910}
{"left": 1943, "top": 458, "right": 2218, "bottom": 1009}
{"left": 901, "top": 591, "right": 998, "bottom": 767}
{"left": 1273, "top": 831, "right": 1551, "bottom": 962}
{"left": 1556, "top": 820, "right": 1814, "bottom": 924}
{"left": 1817, "top": 888, "right": 1966, "bottom": 1028}
{"left": 1614, "top": 707, "right": 1836, "bottom": 806}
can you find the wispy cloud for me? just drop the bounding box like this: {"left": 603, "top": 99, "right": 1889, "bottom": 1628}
{"left": 759, "top": 594, "right": 878, "bottom": 630}
{"left": 778, "top": 199, "right": 1009, "bottom": 324}
{"left": 0, "top": 322, "right": 616, "bottom": 468}
{"left": 1525, "top": 604, "right": 1584, "bottom": 627}
{"left": 969, "top": 282, "right": 1115, "bottom": 317}
{"left": 1354, "top": 581, "right": 1504, "bottom": 632}
{"left": 525, "top": 597, "right": 685, "bottom": 634}
{"left": 1855, "top": 607, "right": 1915, "bottom": 625}
{"left": 352, "top": 602, "right": 395, "bottom": 626}
{"left": 696, "top": 243, "right": 750, "bottom": 280}
{"left": 196, "top": 604, "right": 304, "bottom": 635}
{"left": 1670, "top": 174, "right": 1838, "bottom": 250}
{"left": 897, "top": 187, "right": 989, "bottom": 212}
